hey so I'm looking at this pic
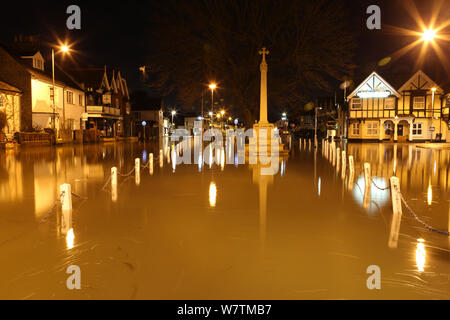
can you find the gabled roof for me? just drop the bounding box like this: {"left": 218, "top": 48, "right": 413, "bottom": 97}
{"left": 398, "top": 70, "right": 443, "bottom": 94}
{"left": 348, "top": 71, "right": 401, "bottom": 99}
{"left": 0, "top": 44, "right": 83, "bottom": 91}
{"left": 0, "top": 80, "right": 21, "bottom": 93}
{"left": 70, "top": 68, "right": 109, "bottom": 91}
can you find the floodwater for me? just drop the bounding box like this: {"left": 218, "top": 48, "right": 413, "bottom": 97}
{"left": 0, "top": 139, "right": 449, "bottom": 300}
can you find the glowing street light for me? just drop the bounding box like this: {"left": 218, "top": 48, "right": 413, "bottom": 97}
{"left": 171, "top": 110, "right": 176, "bottom": 128}
{"left": 61, "top": 45, "right": 70, "bottom": 53}
{"left": 422, "top": 29, "right": 437, "bottom": 42}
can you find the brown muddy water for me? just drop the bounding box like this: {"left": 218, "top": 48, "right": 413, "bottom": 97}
{"left": 0, "top": 140, "right": 449, "bottom": 300}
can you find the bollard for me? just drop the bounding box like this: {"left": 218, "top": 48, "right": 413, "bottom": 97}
{"left": 341, "top": 151, "right": 347, "bottom": 179}
{"left": 149, "top": 153, "right": 154, "bottom": 175}
{"left": 349, "top": 156, "right": 355, "bottom": 175}
{"left": 111, "top": 167, "right": 118, "bottom": 202}
{"left": 390, "top": 176, "right": 402, "bottom": 215}
{"left": 60, "top": 184, "right": 73, "bottom": 212}
{"left": 364, "top": 163, "right": 371, "bottom": 190}
{"left": 135, "top": 158, "right": 141, "bottom": 186}
{"left": 111, "top": 167, "right": 118, "bottom": 186}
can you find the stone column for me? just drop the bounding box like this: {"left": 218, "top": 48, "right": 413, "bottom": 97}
{"left": 258, "top": 48, "right": 269, "bottom": 124}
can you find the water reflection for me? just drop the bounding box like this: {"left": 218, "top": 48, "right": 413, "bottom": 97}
{"left": 416, "top": 239, "right": 426, "bottom": 273}
{"left": 209, "top": 182, "right": 217, "bottom": 207}
{"left": 66, "top": 228, "right": 75, "bottom": 250}
{"left": 0, "top": 141, "right": 449, "bottom": 299}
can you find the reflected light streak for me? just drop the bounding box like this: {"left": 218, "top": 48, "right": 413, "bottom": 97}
{"left": 221, "top": 148, "right": 225, "bottom": 171}
{"left": 66, "top": 228, "right": 75, "bottom": 250}
{"left": 416, "top": 238, "right": 426, "bottom": 272}
{"left": 427, "top": 183, "right": 433, "bottom": 206}
{"left": 209, "top": 182, "right": 217, "bottom": 207}
{"left": 318, "top": 177, "right": 321, "bottom": 197}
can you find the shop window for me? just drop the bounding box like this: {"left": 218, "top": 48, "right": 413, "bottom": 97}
{"left": 351, "top": 98, "right": 362, "bottom": 110}
{"left": 412, "top": 123, "right": 422, "bottom": 135}
{"left": 352, "top": 123, "right": 360, "bottom": 135}
{"left": 367, "top": 122, "right": 378, "bottom": 135}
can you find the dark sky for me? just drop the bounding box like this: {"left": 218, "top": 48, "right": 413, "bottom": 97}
{"left": 1, "top": 0, "right": 449, "bottom": 95}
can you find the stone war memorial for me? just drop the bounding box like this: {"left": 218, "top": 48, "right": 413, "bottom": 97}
{"left": 248, "top": 47, "right": 288, "bottom": 161}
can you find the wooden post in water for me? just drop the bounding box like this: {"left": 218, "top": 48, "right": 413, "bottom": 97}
{"left": 388, "top": 176, "right": 403, "bottom": 249}
{"left": 149, "top": 153, "right": 154, "bottom": 175}
{"left": 111, "top": 167, "right": 118, "bottom": 202}
{"left": 390, "top": 177, "right": 402, "bottom": 215}
{"left": 135, "top": 158, "right": 141, "bottom": 186}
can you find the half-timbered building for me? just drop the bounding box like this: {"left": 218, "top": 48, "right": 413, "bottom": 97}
{"left": 347, "top": 71, "right": 448, "bottom": 142}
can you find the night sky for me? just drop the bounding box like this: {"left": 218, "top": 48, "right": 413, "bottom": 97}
{"left": 1, "top": 0, "right": 449, "bottom": 97}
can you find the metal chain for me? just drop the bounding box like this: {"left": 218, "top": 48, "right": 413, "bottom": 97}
{"left": 399, "top": 193, "right": 450, "bottom": 236}
{"left": 39, "top": 191, "right": 65, "bottom": 224}
{"left": 329, "top": 153, "right": 447, "bottom": 236}
{"left": 71, "top": 192, "right": 88, "bottom": 200}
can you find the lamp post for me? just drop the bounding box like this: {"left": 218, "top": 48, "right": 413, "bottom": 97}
{"left": 209, "top": 83, "right": 216, "bottom": 127}
{"left": 51, "top": 44, "right": 70, "bottom": 135}
{"left": 171, "top": 110, "right": 176, "bottom": 131}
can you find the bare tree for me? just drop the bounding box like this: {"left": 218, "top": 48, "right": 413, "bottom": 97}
{"left": 146, "top": 0, "right": 355, "bottom": 126}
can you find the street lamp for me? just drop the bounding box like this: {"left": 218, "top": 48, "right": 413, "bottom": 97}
{"left": 422, "top": 29, "right": 437, "bottom": 42}
{"left": 51, "top": 44, "right": 71, "bottom": 134}
{"left": 209, "top": 83, "right": 217, "bottom": 126}
{"left": 171, "top": 110, "right": 176, "bottom": 129}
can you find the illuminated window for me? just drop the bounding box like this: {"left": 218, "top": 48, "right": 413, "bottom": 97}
{"left": 351, "top": 98, "right": 362, "bottom": 110}
{"left": 385, "top": 97, "right": 395, "bottom": 109}
{"left": 367, "top": 122, "right": 378, "bottom": 135}
{"left": 412, "top": 123, "right": 422, "bottom": 135}
{"left": 352, "top": 123, "right": 360, "bottom": 135}
{"left": 413, "top": 96, "right": 425, "bottom": 109}
{"left": 0, "top": 96, "right": 4, "bottom": 107}
{"left": 79, "top": 94, "right": 83, "bottom": 106}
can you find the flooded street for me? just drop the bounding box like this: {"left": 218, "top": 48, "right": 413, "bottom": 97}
{"left": 0, "top": 141, "right": 449, "bottom": 300}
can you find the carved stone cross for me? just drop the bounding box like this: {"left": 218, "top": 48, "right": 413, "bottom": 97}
{"left": 259, "top": 47, "right": 270, "bottom": 63}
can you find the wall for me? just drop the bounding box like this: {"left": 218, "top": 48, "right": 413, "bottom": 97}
{"left": 0, "top": 47, "right": 32, "bottom": 131}
{"left": 0, "top": 93, "right": 21, "bottom": 135}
